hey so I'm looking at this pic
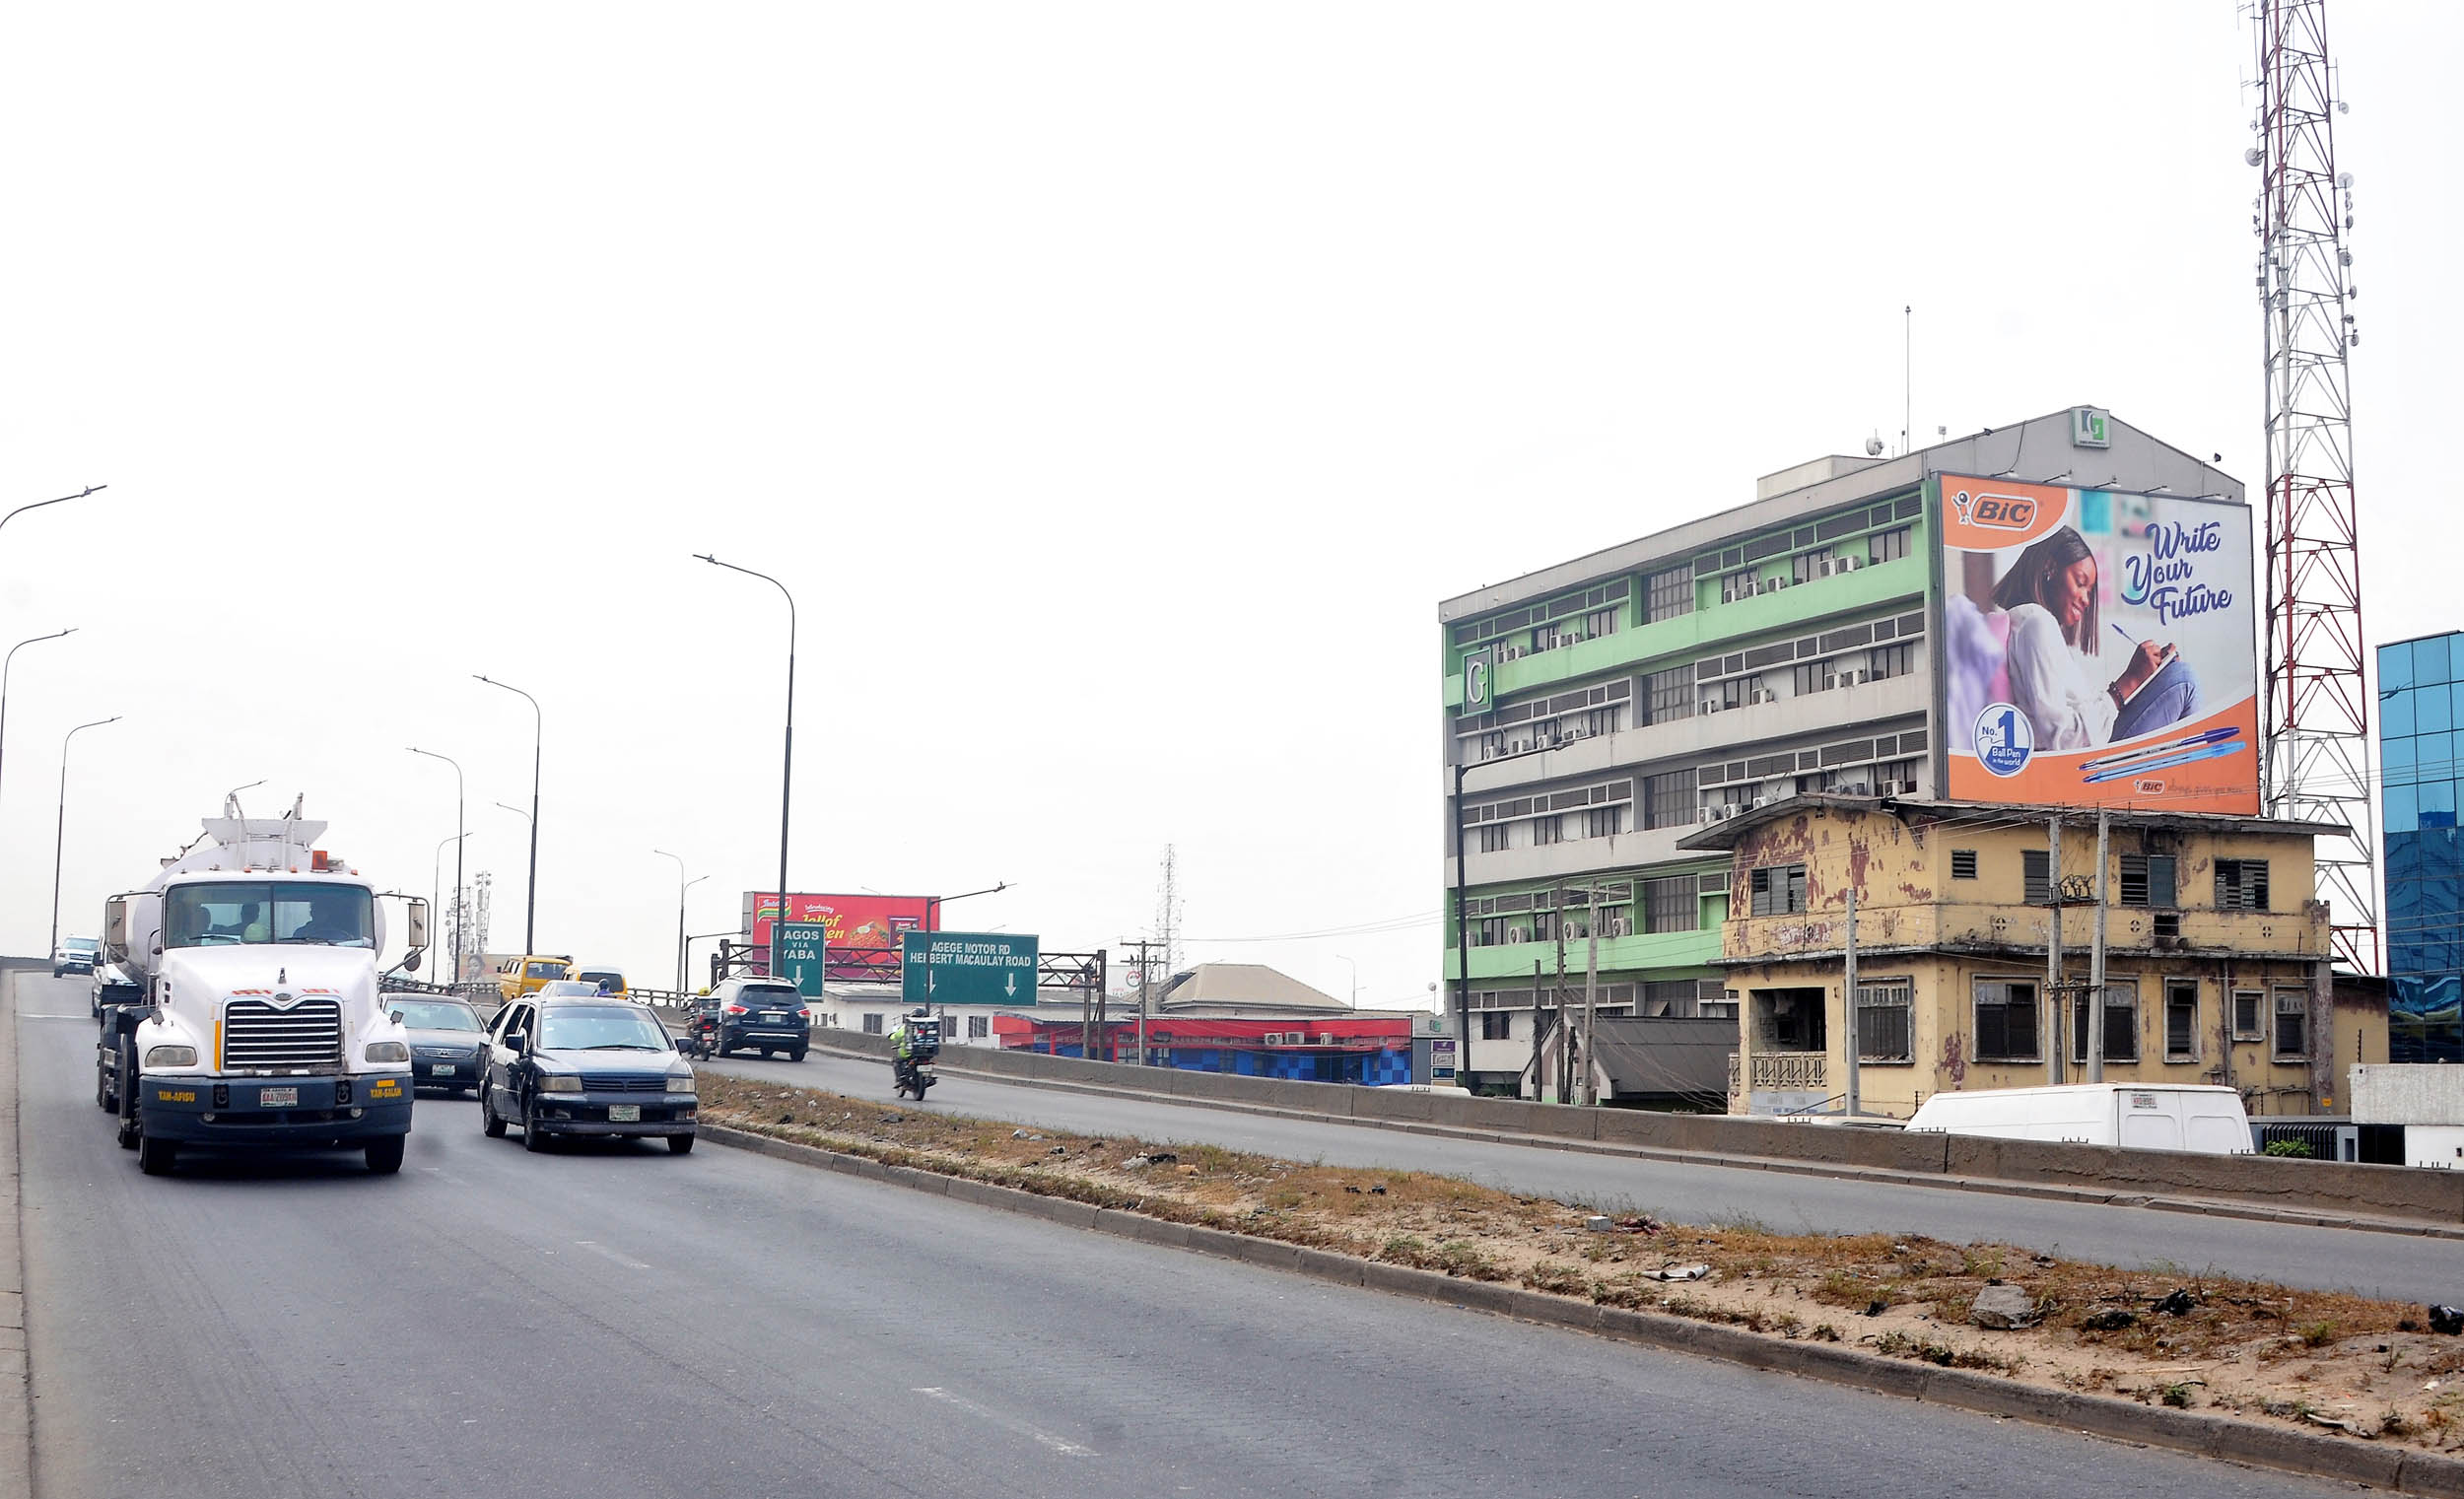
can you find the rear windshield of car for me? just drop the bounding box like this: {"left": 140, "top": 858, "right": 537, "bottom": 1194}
{"left": 67, "top": 938, "right": 98, "bottom": 952}
{"left": 579, "top": 970, "right": 623, "bottom": 988}
{"left": 739, "top": 988, "right": 800, "bottom": 1006}
{"left": 388, "top": 1000, "right": 483, "bottom": 1032}
{"left": 536, "top": 1006, "right": 670, "bottom": 1052}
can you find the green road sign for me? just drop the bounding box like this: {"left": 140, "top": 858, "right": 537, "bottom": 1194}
{"left": 902, "top": 930, "right": 1040, "bottom": 1006}
{"left": 778, "top": 922, "right": 830, "bottom": 997}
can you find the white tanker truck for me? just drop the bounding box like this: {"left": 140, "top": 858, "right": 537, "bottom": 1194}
{"left": 97, "top": 798, "right": 428, "bottom": 1176}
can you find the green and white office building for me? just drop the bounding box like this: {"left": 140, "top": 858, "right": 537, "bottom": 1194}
{"left": 1437, "top": 408, "right": 2240, "bottom": 1096}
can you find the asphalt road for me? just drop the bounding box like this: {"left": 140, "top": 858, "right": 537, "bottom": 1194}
{"left": 13, "top": 974, "right": 2361, "bottom": 1499}
{"left": 706, "top": 1047, "right": 2464, "bottom": 1306}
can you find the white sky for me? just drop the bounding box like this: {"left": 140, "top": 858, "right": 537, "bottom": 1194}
{"left": 2, "top": 3, "right": 2455, "bottom": 1006}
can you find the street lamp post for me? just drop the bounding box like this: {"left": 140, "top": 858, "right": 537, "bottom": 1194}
{"left": 653, "top": 850, "right": 709, "bottom": 995}
{"left": 0, "top": 627, "right": 74, "bottom": 819}
{"left": 696, "top": 554, "right": 794, "bottom": 979}
{"left": 433, "top": 832, "right": 471, "bottom": 983}
{"left": 1, "top": 486, "right": 103, "bottom": 544}
{"left": 924, "top": 881, "right": 1010, "bottom": 931}
{"left": 410, "top": 747, "right": 465, "bottom": 983}
{"left": 474, "top": 677, "right": 542, "bottom": 953}
{"left": 686, "top": 929, "right": 739, "bottom": 993}
{"left": 1334, "top": 953, "right": 1358, "bottom": 1008}
{"left": 50, "top": 715, "right": 121, "bottom": 962}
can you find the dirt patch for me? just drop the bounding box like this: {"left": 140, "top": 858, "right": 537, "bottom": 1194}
{"left": 702, "top": 1073, "right": 2464, "bottom": 1452}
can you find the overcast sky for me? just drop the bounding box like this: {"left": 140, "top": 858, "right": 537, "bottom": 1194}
{"left": 2, "top": 3, "right": 2454, "bottom": 1005}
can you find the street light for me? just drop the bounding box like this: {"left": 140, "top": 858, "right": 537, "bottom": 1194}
{"left": 924, "top": 881, "right": 1010, "bottom": 931}
{"left": 410, "top": 747, "right": 465, "bottom": 983}
{"left": 1334, "top": 953, "right": 1359, "bottom": 1008}
{"left": 695, "top": 553, "right": 794, "bottom": 979}
{"left": 433, "top": 832, "right": 471, "bottom": 985}
{"left": 653, "top": 850, "right": 710, "bottom": 995}
{"left": 1, "top": 485, "right": 103, "bottom": 543}
{"left": 474, "top": 676, "right": 542, "bottom": 953}
{"left": 50, "top": 715, "right": 121, "bottom": 963}
{"left": 0, "top": 627, "right": 74, "bottom": 817}
{"left": 686, "top": 928, "right": 739, "bottom": 993}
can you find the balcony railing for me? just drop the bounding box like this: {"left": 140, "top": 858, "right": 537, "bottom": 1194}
{"left": 1725, "top": 1050, "right": 1827, "bottom": 1097}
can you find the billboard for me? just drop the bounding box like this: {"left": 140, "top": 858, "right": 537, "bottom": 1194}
{"left": 742, "top": 892, "right": 935, "bottom": 969}
{"left": 1938, "top": 475, "right": 2259, "bottom": 814}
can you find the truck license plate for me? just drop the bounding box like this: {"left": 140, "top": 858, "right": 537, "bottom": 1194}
{"left": 607, "top": 1104, "right": 641, "bottom": 1123}
{"left": 260, "top": 1086, "right": 299, "bottom": 1107}
{"left": 431, "top": 1064, "right": 456, "bottom": 1077}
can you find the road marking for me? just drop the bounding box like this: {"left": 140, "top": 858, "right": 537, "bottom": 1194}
{"left": 574, "top": 1240, "right": 651, "bottom": 1270}
{"left": 912, "top": 1387, "right": 1094, "bottom": 1457}
{"left": 21, "top": 1013, "right": 91, "bottom": 1021}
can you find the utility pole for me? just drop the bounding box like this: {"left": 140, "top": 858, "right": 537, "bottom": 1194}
{"left": 2046, "top": 816, "right": 2064, "bottom": 1086}
{"left": 1843, "top": 882, "right": 1860, "bottom": 1118}
{"left": 1580, "top": 881, "right": 1601, "bottom": 1108}
{"left": 1450, "top": 761, "right": 1472, "bottom": 1091}
{"left": 2088, "top": 809, "right": 2110, "bottom": 1082}
{"left": 1527, "top": 958, "right": 1543, "bottom": 1100}
{"left": 1123, "top": 938, "right": 1158, "bottom": 1065}
{"left": 1551, "top": 882, "right": 1569, "bottom": 1105}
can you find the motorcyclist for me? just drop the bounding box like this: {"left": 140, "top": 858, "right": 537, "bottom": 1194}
{"left": 888, "top": 1007, "right": 934, "bottom": 1089}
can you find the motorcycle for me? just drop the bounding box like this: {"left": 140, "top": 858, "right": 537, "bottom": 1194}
{"left": 677, "top": 1007, "right": 719, "bottom": 1060}
{"left": 891, "top": 1015, "right": 943, "bottom": 1100}
{"left": 892, "top": 1054, "right": 936, "bottom": 1100}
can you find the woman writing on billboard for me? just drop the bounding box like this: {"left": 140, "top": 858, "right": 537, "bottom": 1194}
{"left": 1993, "top": 525, "right": 2198, "bottom": 748}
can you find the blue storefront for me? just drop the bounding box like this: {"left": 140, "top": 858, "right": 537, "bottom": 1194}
{"left": 2377, "top": 632, "right": 2464, "bottom": 1063}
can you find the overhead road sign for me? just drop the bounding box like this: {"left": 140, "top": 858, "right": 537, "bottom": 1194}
{"left": 902, "top": 930, "right": 1040, "bottom": 1006}
{"left": 778, "top": 922, "right": 830, "bottom": 996}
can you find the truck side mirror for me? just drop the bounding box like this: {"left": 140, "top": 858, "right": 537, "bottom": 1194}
{"left": 105, "top": 897, "right": 129, "bottom": 964}
{"left": 505, "top": 1031, "right": 527, "bottom": 1053}
{"left": 406, "top": 897, "right": 430, "bottom": 951}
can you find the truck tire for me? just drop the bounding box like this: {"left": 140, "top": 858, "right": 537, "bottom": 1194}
{"left": 481, "top": 1088, "right": 507, "bottom": 1138}
{"left": 365, "top": 1135, "right": 405, "bottom": 1175}
{"left": 138, "top": 1136, "right": 176, "bottom": 1176}
{"left": 668, "top": 1132, "right": 695, "bottom": 1155}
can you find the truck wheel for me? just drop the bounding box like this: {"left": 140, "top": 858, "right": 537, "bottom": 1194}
{"left": 668, "top": 1133, "right": 695, "bottom": 1155}
{"left": 481, "top": 1088, "right": 507, "bottom": 1138}
{"left": 522, "top": 1101, "right": 551, "bottom": 1152}
{"left": 97, "top": 1061, "right": 114, "bottom": 1112}
{"left": 365, "top": 1135, "right": 405, "bottom": 1175}
{"left": 138, "top": 1136, "right": 177, "bottom": 1176}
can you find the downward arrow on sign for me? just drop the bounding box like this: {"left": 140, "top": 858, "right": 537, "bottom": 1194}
{"left": 1004, "top": 972, "right": 1016, "bottom": 997}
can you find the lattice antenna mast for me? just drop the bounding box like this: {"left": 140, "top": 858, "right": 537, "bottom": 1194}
{"left": 1154, "top": 844, "right": 1182, "bottom": 978}
{"left": 2253, "top": 0, "right": 2375, "bottom": 972}
{"left": 460, "top": 870, "right": 493, "bottom": 983}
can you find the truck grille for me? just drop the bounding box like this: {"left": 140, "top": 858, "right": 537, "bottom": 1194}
{"left": 223, "top": 998, "right": 344, "bottom": 1070}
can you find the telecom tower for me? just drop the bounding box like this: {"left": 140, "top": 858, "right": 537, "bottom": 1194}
{"left": 457, "top": 871, "right": 493, "bottom": 983}
{"left": 2252, "top": 0, "right": 2375, "bottom": 972}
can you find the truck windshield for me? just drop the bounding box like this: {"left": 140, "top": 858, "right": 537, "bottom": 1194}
{"left": 163, "top": 882, "right": 375, "bottom": 949}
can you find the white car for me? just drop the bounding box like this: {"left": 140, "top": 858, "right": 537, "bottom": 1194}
{"left": 52, "top": 935, "right": 99, "bottom": 977}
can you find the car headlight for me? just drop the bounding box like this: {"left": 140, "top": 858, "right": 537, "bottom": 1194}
{"left": 364, "top": 1041, "right": 409, "bottom": 1064}
{"left": 539, "top": 1073, "right": 583, "bottom": 1094}
{"left": 667, "top": 1072, "right": 697, "bottom": 1094}
{"left": 146, "top": 1044, "right": 198, "bottom": 1067}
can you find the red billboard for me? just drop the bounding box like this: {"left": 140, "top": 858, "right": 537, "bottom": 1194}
{"left": 741, "top": 891, "right": 936, "bottom": 959}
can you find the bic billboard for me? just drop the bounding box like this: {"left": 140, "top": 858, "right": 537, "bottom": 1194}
{"left": 1937, "top": 475, "right": 2259, "bottom": 814}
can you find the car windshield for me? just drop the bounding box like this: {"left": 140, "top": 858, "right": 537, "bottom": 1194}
{"left": 536, "top": 1005, "right": 670, "bottom": 1052}
{"left": 67, "top": 937, "right": 97, "bottom": 952}
{"left": 388, "top": 999, "right": 482, "bottom": 1032}
{"left": 164, "top": 881, "right": 375, "bottom": 949}
{"left": 740, "top": 988, "right": 800, "bottom": 1006}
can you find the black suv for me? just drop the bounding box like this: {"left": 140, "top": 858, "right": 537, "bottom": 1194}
{"left": 698, "top": 979, "right": 810, "bottom": 1060}
{"left": 479, "top": 996, "right": 698, "bottom": 1153}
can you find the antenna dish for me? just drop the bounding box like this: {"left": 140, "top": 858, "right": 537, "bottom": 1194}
{"left": 1863, "top": 436, "right": 1884, "bottom": 457}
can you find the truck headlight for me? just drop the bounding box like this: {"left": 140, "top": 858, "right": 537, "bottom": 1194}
{"left": 146, "top": 1045, "right": 198, "bottom": 1067}
{"left": 667, "top": 1072, "right": 697, "bottom": 1094}
{"left": 364, "top": 1041, "right": 410, "bottom": 1064}
{"left": 539, "top": 1074, "right": 583, "bottom": 1093}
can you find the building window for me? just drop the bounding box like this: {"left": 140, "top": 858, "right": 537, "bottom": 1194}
{"left": 968, "top": 1014, "right": 990, "bottom": 1040}
{"left": 1646, "top": 565, "right": 1692, "bottom": 623}
{"left": 1974, "top": 980, "right": 2041, "bottom": 1061}
{"left": 1868, "top": 643, "right": 1913, "bottom": 681}
{"left": 1583, "top": 705, "right": 1625, "bottom": 737}
{"left": 2217, "top": 859, "right": 2271, "bottom": 911}
{"left": 1472, "top": 917, "right": 1510, "bottom": 946}
{"left": 1792, "top": 552, "right": 1826, "bottom": 585}
{"left": 2070, "top": 982, "right": 2139, "bottom": 1063}
{"left": 2022, "top": 849, "right": 2050, "bottom": 904}
{"left": 1792, "top": 660, "right": 1834, "bottom": 696}
{"left": 2119, "top": 852, "right": 2177, "bottom": 907}
{"left": 1951, "top": 849, "right": 1978, "bottom": 880}
{"left": 1856, "top": 979, "right": 1913, "bottom": 1062}
{"left": 861, "top": 1012, "right": 884, "bottom": 1035}
{"left": 2232, "top": 988, "right": 2265, "bottom": 1040}
{"left": 1477, "top": 824, "right": 1511, "bottom": 853}
{"left": 1641, "top": 980, "right": 1697, "bottom": 1017}
{"left": 1580, "top": 607, "right": 1619, "bottom": 642}
{"left": 2274, "top": 988, "right": 2308, "bottom": 1058}
{"left": 1583, "top": 805, "right": 1624, "bottom": 840}
{"left": 1643, "top": 769, "right": 1696, "bottom": 831}
{"left": 1643, "top": 664, "right": 1695, "bottom": 725}
{"left": 1719, "top": 570, "right": 1757, "bottom": 605}
{"left": 1478, "top": 1011, "right": 1512, "bottom": 1040}
{"left": 1533, "top": 815, "right": 1564, "bottom": 847}
{"left": 1643, "top": 875, "right": 1695, "bottom": 933}
{"left": 1748, "top": 864, "right": 1807, "bottom": 917}
{"left": 2165, "top": 980, "right": 2200, "bottom": 1061}
{"left": 1869, "top": 526, "right": 1911, "bottom": 565}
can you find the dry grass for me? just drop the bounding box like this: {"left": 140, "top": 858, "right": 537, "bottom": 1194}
{"left": 699, "top": 1073, "right": 2464, "bottom": 1452}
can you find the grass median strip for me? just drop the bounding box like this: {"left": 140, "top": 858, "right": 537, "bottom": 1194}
{"left": 703, "top": 1073, "right": 2464, "bottom": 1460}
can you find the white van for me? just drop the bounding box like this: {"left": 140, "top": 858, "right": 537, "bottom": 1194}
{"left": 1906, "top": 1083, "right": 2252, "bottom": 1155}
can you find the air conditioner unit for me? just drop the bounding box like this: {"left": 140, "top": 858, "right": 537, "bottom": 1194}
{"left": 1501, "top": 645, "right": 1523, "bottom": 660}
{"left": 1318, "top": 1033, "right": 1335, "bottom": 1046}
{"left": 1818, "top": 674, "right": 1838, "bottom": 691}
{"left": 1607, "top": 918, "right": 1631, "bottom": 938}
{"left": 1750, "top": 795, "right": 1771, "bottom": 809}
{"left": 1506, "top": 926, "right": 1531, "bottom": 944}
{"left": 1840, "top": 555, "right": 1864, "bottom": 572}
{"left": 1719, "top": 803, "right": 1742, "bottom": 819}
{"left": 1750, "top": 690, "right": 1775, "bottom": 705}
{"left": 1755, "top": 579, "right": 1778, "bottom": 594}
{"left": 1703, "top": 700, "right": 1723, "bottom": 715}
{"left": 1815, "top": 557, "right": 1836, "bottom": 577}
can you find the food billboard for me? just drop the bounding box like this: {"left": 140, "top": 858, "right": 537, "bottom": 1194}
{"left": 741, "top": 892, "right": 935, "bottom": 976}
{"left": 1937, "top": 475, "right": 2259, "bottom": 814}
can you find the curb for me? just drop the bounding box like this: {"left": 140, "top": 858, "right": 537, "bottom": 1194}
{"left": 700, "top": 1120, "right": 2464, "bottom": 1497}
{"left": 787, "top": 1043, "right": 2464, "bottom": 1245}
{"left": 0, "top": 973, "right": 32, "bottom": 1499}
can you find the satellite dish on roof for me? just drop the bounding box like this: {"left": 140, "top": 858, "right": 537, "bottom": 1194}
{"left": 1864, "top": 436, "right": 1885, "bottom": 457}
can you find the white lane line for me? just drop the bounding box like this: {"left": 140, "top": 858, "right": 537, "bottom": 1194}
{"left": 21, "top": 1013, "right": 92, "bottom": 1021}
{"left": 912, "top": 1387, "right": 1095, "bottom": 1457}
{"left": 574, "top": 1240, "right": 651, "bottom": 1270}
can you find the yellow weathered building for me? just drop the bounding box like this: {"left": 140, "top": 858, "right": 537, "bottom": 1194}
{"left": 1677, "top": 796, "right": 2386, "bottom": 1119}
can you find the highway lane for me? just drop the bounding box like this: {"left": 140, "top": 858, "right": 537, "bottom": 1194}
{"left": 707, "top": 1047, "right": 2464, "bottom": 1305}
{"left": 14, "top": 973, "right": 2357, "bottom": 1499}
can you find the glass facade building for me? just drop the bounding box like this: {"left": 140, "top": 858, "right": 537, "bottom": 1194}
{"left": 2378, "top": 632, "right": 2464, "bottom": 1063}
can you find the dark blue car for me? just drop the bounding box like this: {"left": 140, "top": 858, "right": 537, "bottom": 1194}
{"left": 478, "top": 997, "right": 698, "bottom": 1154}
